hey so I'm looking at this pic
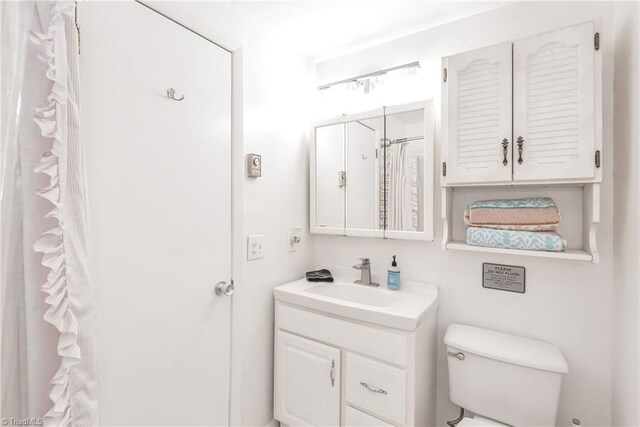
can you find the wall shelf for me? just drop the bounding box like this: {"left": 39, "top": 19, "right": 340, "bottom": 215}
{"left": 441, "top": 183, "right": 600, "bottom": 264}
{"left": 445, "top": 241, "right": 593, "bottom": 262}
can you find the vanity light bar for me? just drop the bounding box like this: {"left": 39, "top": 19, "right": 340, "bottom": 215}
{"left": 317, "top": 61, "right": 421, "bottom": 91}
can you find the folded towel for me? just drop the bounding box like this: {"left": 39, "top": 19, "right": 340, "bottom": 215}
{"left": 466, "top": 227, "right": 567, "bottom": 252}
{"left": 468, "top": 206, "right": 560, "bottom": 226}
{"left": 469, "top": 197, "right": 555, "bottom": 210}
{"left": 464, "top": 209, "right": 559, "bottom": 230}
{"left": 306, "top": 269, "right": 334, "bottom": 282}
{"left": 467, "top": 197, "right": 560, "bottom": 227}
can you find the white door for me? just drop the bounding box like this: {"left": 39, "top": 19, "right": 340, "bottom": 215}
{"left": 275, "top": 331, "right": 341, "bottom": 426}
{"left": 79, "top": 2, "right": 232, "bottom": 425}
{"left": 443, "top": 42, "right": 513, "bottom": 185}
{"left": 513, "top": 22, "right": 596, "bottom": 182}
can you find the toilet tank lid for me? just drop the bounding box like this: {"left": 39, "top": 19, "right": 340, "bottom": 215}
{"left": 444, "top": 324, "right": 569, "bottom": 373}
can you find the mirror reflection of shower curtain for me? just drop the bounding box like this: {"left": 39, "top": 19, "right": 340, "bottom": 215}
{"left": 381, "top": 143, "right": 419, "bottom": 231}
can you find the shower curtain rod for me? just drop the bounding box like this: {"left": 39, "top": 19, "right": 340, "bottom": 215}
{"left": 317, "top": 61, "right": 421, "bottom": 90}
{"left": 381, "top": 135, "right": 424, "bottom": 146}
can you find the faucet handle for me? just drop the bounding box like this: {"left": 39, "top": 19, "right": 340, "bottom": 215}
{"left": 358, "top": 258, "right": 370, "bottom": 264}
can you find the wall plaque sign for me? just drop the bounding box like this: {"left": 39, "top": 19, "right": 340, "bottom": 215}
{"left": 483, "top": 263, "right": 525, "bottom": 293}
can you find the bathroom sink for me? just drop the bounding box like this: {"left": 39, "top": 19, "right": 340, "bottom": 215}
{"left": 274, "top": 272, "right": 438, "bottom": 331}
{"left": 305, "top": 282, "right": 399, "bottom": 307}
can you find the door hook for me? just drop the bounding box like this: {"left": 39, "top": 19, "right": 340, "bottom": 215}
{"left": 166, "top": 88, "right": 184, "bottom": 101}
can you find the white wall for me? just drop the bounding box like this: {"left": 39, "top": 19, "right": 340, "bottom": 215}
{"left": 234, "top": 40, "right": 315, "bottom": 427}
{"left": 612, "top": 2, "right": 640, "bottom": 426}
{"left": 315, "top": 3, "right": 615, "bottom": 426}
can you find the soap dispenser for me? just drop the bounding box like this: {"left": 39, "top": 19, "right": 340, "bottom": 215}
{"left": 387, "top": 255, "right": 401, "bottom": 290}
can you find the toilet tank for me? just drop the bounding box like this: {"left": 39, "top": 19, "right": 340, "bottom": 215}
{"left": 445, "top": 324, "right": 569, "bottom": 427}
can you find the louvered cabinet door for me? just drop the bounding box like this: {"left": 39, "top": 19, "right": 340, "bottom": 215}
{"left": 513, "top": 22, "right": 597, "bottom": 182}
{"left": 443, "top": 42, "right": 513, "bottom": 185}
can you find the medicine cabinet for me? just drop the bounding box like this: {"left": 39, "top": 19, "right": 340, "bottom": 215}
{"left": 310, "top": 100, "right": 434, "bottom": 241}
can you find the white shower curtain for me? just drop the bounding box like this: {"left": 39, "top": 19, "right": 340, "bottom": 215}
{"left": 1, "top": 1, "right": 99, "bottom": 425}
{"left": 384, "top": 143, "right": 419, "bottom": 231}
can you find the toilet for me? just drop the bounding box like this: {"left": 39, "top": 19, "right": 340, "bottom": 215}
{"left": 444, "top": 324, "right": 569, "bottom": 426}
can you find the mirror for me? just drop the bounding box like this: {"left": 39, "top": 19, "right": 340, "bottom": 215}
{"left": 314, "top": 123, "right": 345, "bottom": 230}
{"left": 311, "top": 100, "right": 433, "bottom": 240}
{"left": 382, "top": 108, "right": 426, "bottom": 235}
{"left": 345, "top": 115, "right": 384, "bottom": 233}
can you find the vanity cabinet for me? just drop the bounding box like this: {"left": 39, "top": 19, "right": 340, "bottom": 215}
{"left": 275, "top": 331, "right": 341, "bottom": 426}
{"left": 442, "top": 21, "right": 602, "bottom": 186}
{"left": 274, "top": 302, "right": 437, "bottom": 427}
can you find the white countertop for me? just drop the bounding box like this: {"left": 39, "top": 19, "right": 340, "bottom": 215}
{"left": 274, "top": 269, "right": 439, "bottom": 331}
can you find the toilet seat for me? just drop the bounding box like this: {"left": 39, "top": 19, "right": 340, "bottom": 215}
{"left": 457, "top": 416, "right": 510, "bottom": 427}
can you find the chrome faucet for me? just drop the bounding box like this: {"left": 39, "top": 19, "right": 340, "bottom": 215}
{"left": 353, "top": 258, "right": 379, "bottom": 287}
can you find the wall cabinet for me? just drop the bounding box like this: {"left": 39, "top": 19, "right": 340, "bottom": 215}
{"left": 274, "top": 303, "right": 437, "bottom": 427}
{"left": 441, "top": 21, "right": 602, "bottom": 262}
{"left": 442, "top": 21, "right": 602, "bottom": 186}
{"left": 443, "top": 42, "right": 513, "bottom": 185}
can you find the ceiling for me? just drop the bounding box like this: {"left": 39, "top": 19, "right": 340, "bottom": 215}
{"left": 148, "top": 1, "right": 509, "bottom": 61}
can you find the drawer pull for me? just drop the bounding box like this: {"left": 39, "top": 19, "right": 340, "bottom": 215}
{"left": 360, "top": 381, "right": 388, "bottom": 395}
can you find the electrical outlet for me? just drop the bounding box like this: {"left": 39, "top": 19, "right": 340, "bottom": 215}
{"left": 247, "top": 234, "right": 265, "bottom": 260}
{"left": 288, "top": 227, "right": 302, "bottom": 252}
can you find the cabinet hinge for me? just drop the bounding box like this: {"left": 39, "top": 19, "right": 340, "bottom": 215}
{"left": 442, "top": 162, "right": 447, "bottom": 177}
{"left": 594, "top": 32, "right": 600, "bottom": 51}
{"left": 443, "top": 68, "right": 447, "bottom": 83}
{"left": 595, "top": 150, "right": 601, "bottom": 168}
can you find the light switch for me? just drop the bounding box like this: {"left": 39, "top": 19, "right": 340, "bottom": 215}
{"left": 247, "top": 234, "right": 265, "bottom": 260}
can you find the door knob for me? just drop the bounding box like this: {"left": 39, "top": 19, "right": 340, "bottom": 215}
{"left": 215, "top": 281, "right": 234, "bottom": 296}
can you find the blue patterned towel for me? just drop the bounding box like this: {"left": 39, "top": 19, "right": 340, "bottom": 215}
{"left": 466, "top": 227, "right": 567, "bottom": 252}
{"left": 469, "top": 197, "right": 556, "bottom": 210}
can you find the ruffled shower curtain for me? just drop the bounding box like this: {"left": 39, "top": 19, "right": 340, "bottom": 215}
{"left": 381, "top": 143, "right": 419, "bottom": 231}
{"left": 1, "top": 1, "right": 99, "bottom": 425}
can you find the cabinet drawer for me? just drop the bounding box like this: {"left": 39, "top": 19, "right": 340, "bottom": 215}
{"left": 276, "top": 303, "right": 408, "bottom": 366}
{"left": 345, "top": 406, "right": 395, "bottom": 427}
{"left": 345, "top": 353, "right": 407, "bottom": 425}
